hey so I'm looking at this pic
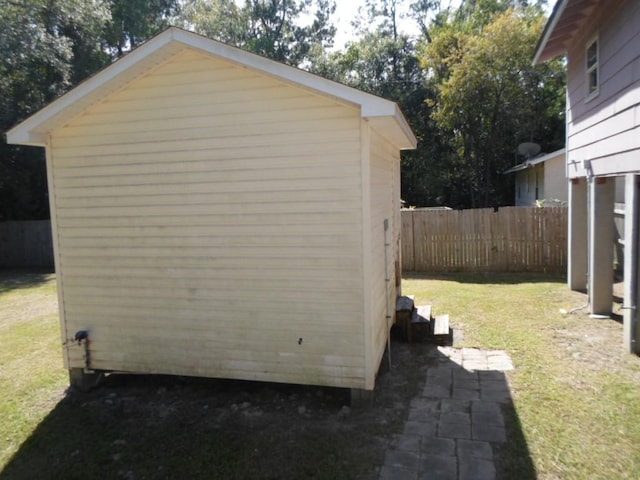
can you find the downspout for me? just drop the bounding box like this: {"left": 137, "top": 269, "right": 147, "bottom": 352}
{"left": 622, "top": 174, "right": 639, "bottom": 353}
{"left": 584, "top": 159, "right": 594, "bottom": 307}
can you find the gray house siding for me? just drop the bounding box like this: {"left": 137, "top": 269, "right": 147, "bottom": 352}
{"left": 566, "top": 0, "right": 640, "bottom": 178}
{"left": 535, "top": 0, "right": 640, "bottom": 353}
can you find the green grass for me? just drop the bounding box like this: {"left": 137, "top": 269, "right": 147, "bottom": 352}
{"left": 403, "top": 273, "right": 640, "bottom": 479}
{"left": 0, "top": 272, "right": 387, "bottom": 480}
{"left": 0, "top": 272, "right": 67, "bottom": 467}
{"left": 3, "top": 271, "right": 640, "bottom": 479}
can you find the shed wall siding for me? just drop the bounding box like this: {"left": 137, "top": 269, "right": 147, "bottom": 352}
{"left": 51, "top": 48, "right": 366, "bottom": 388}
{"left": 544, "top": 155, "right": 568, "bottom": 203}
{"left": 514, "top": 166, "right": 544, "bottom": 207}
{"left": 566, "top": 0, "right": 640, "bottom": 178}
{"left": 368, "top": 128, "right": 399, "bottom": 377}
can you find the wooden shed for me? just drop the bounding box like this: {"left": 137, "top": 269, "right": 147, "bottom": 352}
{"left": 6, "top": 28, "right": 417, "bottom": 395}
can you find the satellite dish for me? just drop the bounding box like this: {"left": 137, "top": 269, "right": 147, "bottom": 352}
{"left": 518, "top": 142, "right": 541, "bottom": 158}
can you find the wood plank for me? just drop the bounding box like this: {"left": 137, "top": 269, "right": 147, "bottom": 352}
{"left": 432, "top": 314, "right": 450, "bottom": 336}
{"left": 71, "top": 93, "right": 338, "bottom": 128}
{"left": 54, "top": 117, "right": 359, "bottom": 149}
{"left": 415, "top": 305, "right": 432, "bottom": 323}
{"left": 400, "top": 207, "right": 567, "bottom": 274}
{"left": 66, "top": 350, "right": 368, "bottom": 389}
{"left": 56, "top": 199, "right": 358, "bottom": 219}
{"left": 401, "top": 210, "right": 415, "bottom": 271}
{"left": 57, "top": 105, "right": 355, "bottom": 138}
{"left": 54, "top": 129, "right": 360, "bottom": 159}
{"left": 396, "top": 295, "right": 415, "bottom": 312}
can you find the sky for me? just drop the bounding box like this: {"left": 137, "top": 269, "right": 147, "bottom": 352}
{"left": 233, "top": 1, "right": 552, "bottom": 51}
{"left": 229, "top": 0, "right": 446, "bottom": 50}
{"left": 332, "top": 1, "right": 433, "bottom": 48}
{"left": 332, "top": 1, "right": 552, "bottom": 49}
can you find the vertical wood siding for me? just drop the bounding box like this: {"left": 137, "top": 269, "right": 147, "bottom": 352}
{"left": 401, "top": 207, "right": 567, "bottom": 273}
{"left": 566, "top": 1, "right": 640, "bottom": 177}
{"left": 51, "top": 48, "right": 367, "bottom": 388}
{"left": 514, "top": 166, "right": 545, "bottom": 207}
{"left": 0, "top": 220, "right": 53, "bottom": 268}
{"left": 543, "top": 156, "right": 569, "bottom": 204}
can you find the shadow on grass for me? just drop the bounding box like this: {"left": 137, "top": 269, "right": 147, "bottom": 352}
{"left": 0, "top": 339, "right": 425, "bottom": 480}
{"left": 0, "top": 375, "right": 360, "bottom": 480}
{"left": 0, "top": 269, "right": 55, "bottom": 294}
{"left": 1, "top": 338, "right": 536, "bottom": 480}
{"left": 404, "top": 271, "right": 566, "bottom": 285}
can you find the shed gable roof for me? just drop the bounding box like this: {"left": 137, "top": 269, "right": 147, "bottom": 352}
{"left": 503, "top": 148, "right": 566, "bottom": 174}
{"left": 7, "top": 27, "right": 416, "bottom": 150}
{"left": 534, "top": 0, "right": 600, "bottom": 64}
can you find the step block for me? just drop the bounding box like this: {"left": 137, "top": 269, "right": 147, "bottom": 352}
{"left": 413, "top": 305, "right": 432, "bottom": 323}
{"left": 396, "top": 295, "right": 415, "bottom": 312}
{"left": 432, "top": 314, "right": 450, "bottom": 336}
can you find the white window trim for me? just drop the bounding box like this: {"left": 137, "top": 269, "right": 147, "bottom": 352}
{"left": 585, "top": 34, "right": 599, "bottom": 102}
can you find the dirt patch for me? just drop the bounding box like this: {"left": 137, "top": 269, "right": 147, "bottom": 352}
{"left": 2, "top": 331, "right": 437, "bottom": 480}
{"left": 4, "top": 273, "right": 639, "bottom": 479}
{"left": 550, "top": 282, "right": 640, "bottom": 384}
{"left": 0, "top": 271, "right": 57, "bottom": 328}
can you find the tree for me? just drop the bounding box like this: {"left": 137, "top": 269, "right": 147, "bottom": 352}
{"left": 181, "top": 0, "right": 336, "bottom": 66}
{"left": 104, "top": 0, "right": 180, "bottom": 56}
{"left": 0, "top": 0, "right": 110, "bottom": 220}
{"left": 179, "top": 0, "right": 246, "bottom": 45}
{"left": 419, "top": 4, "right": 565, "bottom": 208}
{"left": 1, "top": 0, "right": 181, "bottom": 220}
{"left": 312, "top": 0, "right": 461, "bottom": 208}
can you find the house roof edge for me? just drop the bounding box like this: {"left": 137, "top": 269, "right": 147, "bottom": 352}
{"left": 533, "top": 0, "right": 569, "bottom": 64}
{"left": 7, "top": 27, "right": 416, "bottom": 150}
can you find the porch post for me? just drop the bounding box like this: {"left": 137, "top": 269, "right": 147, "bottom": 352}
{"left": 568, "top": 177, "right": 588, "bottom": 291}
{"left": 588, "top": 176, "right": 615, "bottom": 316}
{"left": 623, "top": 174, "right": 639, "bottom": 354}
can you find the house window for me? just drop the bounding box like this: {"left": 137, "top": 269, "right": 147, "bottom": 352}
{"left": 586, "top": 37, "right": 599, "bottom": 98}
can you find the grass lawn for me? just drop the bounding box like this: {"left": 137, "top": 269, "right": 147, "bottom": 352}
{"left": 0, "top": 272, "right": 67, "bottom": 467}
{"left": 403, "top": 273, "right": 640, "bottom": 479}
{"left": 2, "top": 271, "right": 640, "bottom": 479}
{"left": 0, "top": 271, "right": 407, "bottom": 480}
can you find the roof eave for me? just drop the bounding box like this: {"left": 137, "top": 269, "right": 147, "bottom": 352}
{"left": 533, "top": 0, "right": 569, "bottom": 64}
{"left": 503, "top": 164, "right": 528, "bottom": 174}
{"left": 5, "top": 130, "right": 47, "bottom": 147}
{"left": 179, "top": 29, "right": 417, "bottom": 148}
{"left": 6, "top": 27, "right": 417, "bottom": 150}
{"left": 393, "top": 103, "right": 418, "bottom": 150}
{"left": 503, "top": 148, "right": 566, "bottom": 174}
{"left": 6, "top": 30, "right": 180, "bottom": 147}
{"left": 366, "top": 104, "right": 417, "bottom": 150}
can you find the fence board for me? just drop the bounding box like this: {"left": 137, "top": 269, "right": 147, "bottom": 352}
{"left": 401, "top": 207, "right": 567, "bottom": 273}
{"left": 401, "top": 211, "right": 415, "bottom": 271}
{"left": 0, "top": 220, "right": 54, "bottom": 269}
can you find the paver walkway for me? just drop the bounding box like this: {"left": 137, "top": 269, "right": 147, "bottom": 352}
{"left": 379, "top": 347, "right": 514, "bottom": 480}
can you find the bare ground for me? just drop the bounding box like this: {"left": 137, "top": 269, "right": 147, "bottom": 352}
{"left": 3, "top": 273, "right": 640, "bottom": 479}
{"left": 551, "top": 282, "right": 640, "bottom": 383}
{"left": 2, "top": 326, "right": 436, "bottom": 479}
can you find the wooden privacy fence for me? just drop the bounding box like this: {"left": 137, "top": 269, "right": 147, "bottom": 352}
{"left": 0, "top": 220, "right": 54, "bottom": 269}
{"left": 402, "top": 207, "right": 568, "bottom": 273}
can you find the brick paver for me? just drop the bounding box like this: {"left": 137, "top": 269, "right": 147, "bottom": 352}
{"left": 379, "top": 346, "right": 514, "bottom": 480}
